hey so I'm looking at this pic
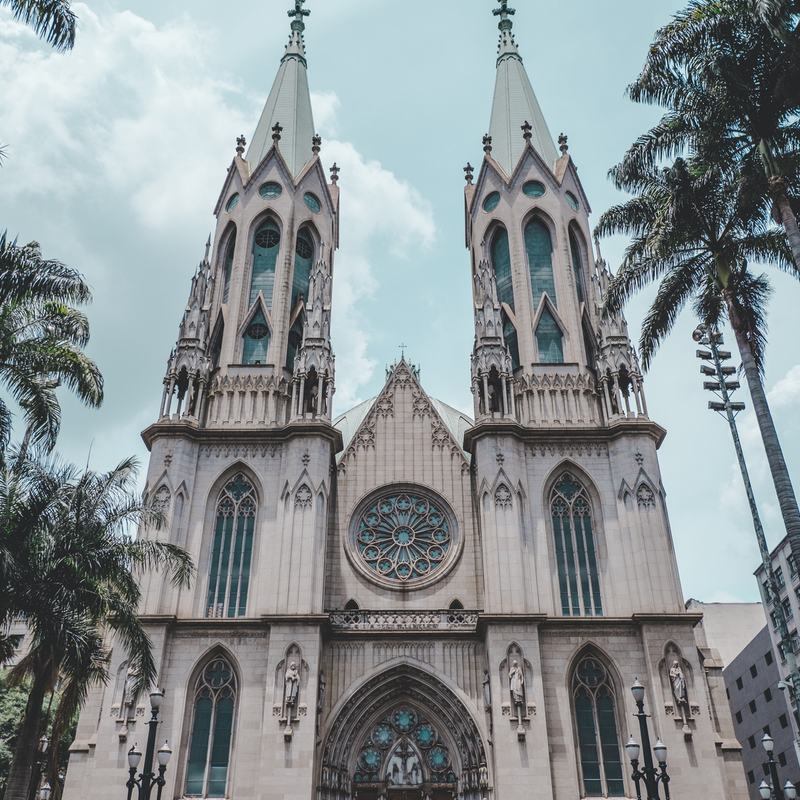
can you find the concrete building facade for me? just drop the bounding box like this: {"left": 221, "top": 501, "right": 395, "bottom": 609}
{"left": 63, "top": 3, "right": 747, "bottom": 799}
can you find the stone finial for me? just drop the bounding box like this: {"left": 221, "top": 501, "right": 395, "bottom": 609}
{"left": 521, "top": 121, "right": 532, "bottom": 143}
{"left": 464, "top": 163, "right": 474, "bottom": 185}
{"left": 272, "top": 122, "right": 283, "bottom": 143}
{"left": 483, "top": 134, "right": 493, "bottom": 154}
{"left": 329, "top": 163, "right": 340, "bottom": 184}
{"left": 288, "top": 0, "right": 310, "bottom": 30}
{"left": 204, "top": 234, "right": 211, "bottom": 263}
{"left": 312, "top": 134, "right": 322, "bottom": 155}
{"left": 236, "top": 134, "right": 246, "bottom": 157}
{"left": 493, "top": 0, "right": 516, "bottom": 31}
{"left": 559, "top": 132, "right": 569, "bottom": 155}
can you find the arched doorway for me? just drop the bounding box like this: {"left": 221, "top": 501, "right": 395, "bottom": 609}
{"left": 320, "top": 664, "right": 488, "bottom": 800}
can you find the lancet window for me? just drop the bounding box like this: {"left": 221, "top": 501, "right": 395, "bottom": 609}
{"left": 569, "top": 230, "right": 585, "bottom": 304}
{"left": 525, "top": 218, "right": 556, "bottom": 306}
{"left": 186, "top": 656, "right": 237, "bottom": 798}
{"left": 250, "top": 220, "right": 280, "bottom": 308}
{"left": 490, "top": 228, "right": 520, "bottom": 369}
{"left": 242, "top": 309, "right": 270, "bottom": 365}
{"left": 222, "top": 230, "right": 236, "bottom": 304}
{"left": 536, "top": 307, "right": 564, "bottom": 363}
{"left": 206, "top": 475, "right": 256, "bottom": 618}
{"left": 572, "top": 656, "right": 625, "bottom": 797}
{"left": 551, "top": 474, "right": 603, "bottom": 616}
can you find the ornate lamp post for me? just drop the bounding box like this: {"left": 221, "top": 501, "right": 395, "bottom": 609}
{"left": 626, "top": 679, "right": 670, "bottom": 800}
{"left": 125, "top": 689, "right": 172, "bottom": 800}
{"left": 28, "top": 734, "right": 48, "bottom": 800}
{"left": 758, "top": 733, "right": 798, "bottom": 800}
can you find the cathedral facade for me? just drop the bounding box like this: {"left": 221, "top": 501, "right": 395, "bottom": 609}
{"left": 63, "top": 3, "right": 747, "bottom": 799}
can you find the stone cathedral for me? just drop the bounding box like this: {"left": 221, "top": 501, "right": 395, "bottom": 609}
{"left": 63, "top": 3, "right": 747, "bottom": 800}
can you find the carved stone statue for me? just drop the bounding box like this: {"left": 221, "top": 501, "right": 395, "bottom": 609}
{"left": 285, "top": 662, "right": 300, "bottom": 706}
{"left": 670, "top": 660, "right": 688, "bottom": 706}
{"left": 482, "top": 669, "right": 492, "bottom": 711}
{"left": 509, "top": 660, "right": 524, "bottom": 705}
{"left": 317, "top": 670, "right": 326, "bottom": 714}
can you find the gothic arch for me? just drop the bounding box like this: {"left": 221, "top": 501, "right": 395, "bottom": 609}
{"left": 218, "top": 221, "right": 237, "bottom": 304}
{"left": 320, "top": 663, "right": 488, "bottom": 800}
{"left": 567, "top": 222, "right": 590, "bottom": 305}
{"left": 245, "top": 207, "right": 286, "bottom": 248}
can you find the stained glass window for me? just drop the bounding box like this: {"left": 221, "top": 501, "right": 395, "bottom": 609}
{"left": 243, "top": 309, "right": 270, "bottom": 365}
{"left": 567, "top": 192, "right": 580, "bottom": 211}
{"left": 285, "top": 316, "right": 303, "bottom": 371}
{"left": 525, "top": 218, "right": 556, "bottom": 307}
{"left": 569, "top": 230, "right": 585, "bottom": 303}
{"left": 483, "top": 192, "right": 501, "bottom": 212}
{"left": 572, "top": 657, "right": 624, "bottom": 797}
{"left": 292, "top": 228, "right": 314, "bottom": 310}
{"left": 250, "top": 221, "right": 280, "bottom": 308}
{"left": 259, "top": 182, "right": 282, "bottom": 198}
{"left": 523, "top": 181, "right": 546, "bottom": 198}
{"left": 303, "top": 192, "right": 321, "bottom": 213}
{"left": 206, "top": 475, "right": 256, "bottom": 618}
{"left": 536, "top": 306, "right": 564, "bottom": 363}
{"left": 225, "top": 193, "right": 239, "bottom": 212}
{"left": 551, "top": 474, "right": 602, "bottom": 616}
{"left": 491, "top": 229, "right": 520, "bottom": 369}
{"left": 222, "top": 231, "right": 236, "bottom": 304}
{"left": 186, "top": 656, "right": 237, "bottom": 798}
{"left": 355, "top": 493, "right": 452, "bottom": 583}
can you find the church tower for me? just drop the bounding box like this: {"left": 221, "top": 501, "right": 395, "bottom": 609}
{"left": 62, "top": 4, "right": 748, "bottom": 800}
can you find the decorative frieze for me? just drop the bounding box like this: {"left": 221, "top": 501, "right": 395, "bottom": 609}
{"left": 200, "top": 443, "right": 283, "bottom": 459}
{"left": 330, "top": 610, "right": 478, "bottom": 632}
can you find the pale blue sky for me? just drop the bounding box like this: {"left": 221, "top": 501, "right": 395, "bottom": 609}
{"left": 0, "top": 0, "right": 798, "bottom": 607}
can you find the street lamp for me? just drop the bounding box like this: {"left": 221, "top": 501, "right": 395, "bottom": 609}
{"left": 125, "top": 689, "right": 171, "bottom": 800}
{"left": 628, "top": 679, "right": 670, "bottom": 800}
{"left": 28, "top": 734, "right": 49, "bottom": 800}
{"left": 759, "top": 734, "right": 799, "bottom": 800}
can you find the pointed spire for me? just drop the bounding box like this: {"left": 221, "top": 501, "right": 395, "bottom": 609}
{"left": 487, "top": 1, "right": 558, "bottom": 174}
{"left": 245, "top": 0, "right": 316, "bottom": 177}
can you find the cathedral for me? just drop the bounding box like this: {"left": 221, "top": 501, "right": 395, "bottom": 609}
{"left": 63, "top": 3, "right": 747, "bottom": 799}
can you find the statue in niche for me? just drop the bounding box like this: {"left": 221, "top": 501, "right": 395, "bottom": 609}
{"left": 483, "top": 670, "right": 492, "bottom": 711}
{"left": 509, "top": 660, "right": 524, "bottom": 706}
{"left": 387, "top": 742, "right": 422, "bottom": 786}
{"left": 317, "top": 670, "right": 326, "bottom": 714}
{"left": 487, "top": 366, "right": 502, "bottom": 413}
{"left": 285, "top": 662, "right": 300, "bottom": 707}
{"left": 670, "top": 660, "right": 688, "bottom": 708}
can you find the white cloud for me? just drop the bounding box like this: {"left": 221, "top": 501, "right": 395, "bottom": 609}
{"left": 310, "top": 90, "right": 341, "bottom": 139}
{"left": 768, "top": 364, "right": 800, "bottom": 409}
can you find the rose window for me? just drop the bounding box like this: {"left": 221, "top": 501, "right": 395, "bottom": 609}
{"left": 355, "top": 493, "right": 452, "bottom": 583}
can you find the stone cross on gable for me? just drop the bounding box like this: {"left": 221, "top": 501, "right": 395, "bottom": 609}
{"left": 493, "top": 0, "right": 515, "bottom": 29}
{"left": 288, "top": 0, "right": 311, "bottom": 24}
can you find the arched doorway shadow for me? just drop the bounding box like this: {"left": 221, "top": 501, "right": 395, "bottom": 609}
{"left": 320, "top": 664, "right": 488, "bottom": 800}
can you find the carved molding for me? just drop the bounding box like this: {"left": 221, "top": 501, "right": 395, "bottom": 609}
{"left": 295, "top": 484, "right": 313, "bottom": 508}
{"left": 494, "top": 484, "right": 512, "bottom": 507}
{"left": 330, "top": 610, "right": 478, "bottom": 632}
{"left": 200, "top": 443, "right": 283, "bottom": 459}
{"left": 524, "top": 442, "right": 608, "bottom": 458}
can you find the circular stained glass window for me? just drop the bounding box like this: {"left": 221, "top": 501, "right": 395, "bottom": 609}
{"left": 427, "top": 747, "right": 450, "bottom": 771}
{"left": 414, "top": 723, "right": 437, "bottom": 748}
{"left": 566, "top": 191, "right": 579, "bottom": 211}
{"left": 304, "top": 192, "right": 321, "bottom": 213}
{"left": 255, "top": 229, "right": 280, "bottom": 249}
{"left": 354, "top": 491, "right": 453, "bottom": 585}
{"left": 483, "top": 192, "right": 500, "bottom": 212}
{"left": 359, "top": 747, "right": 382, "bottom": 771}
{"left": 225, "top": 193, "right": 239, "bottom": 212}
{"left": 523, "top": 181, "right": 546, "bottom": 198}
{"left": 259, "top": 182, "right": 282, "bottom": 198}
{"left": 373, "top": 723, "right": 395, "bottom": 749}
{"left": 392, "top": 708, "right": 417, "bottom": 733}
{"left": 296, "top": 237, "right": 313, "bottom": 259}
{"left": 247, "top": 322, "right": 268, "bottom": 340}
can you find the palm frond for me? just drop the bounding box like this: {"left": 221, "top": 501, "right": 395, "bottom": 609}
{"left": 0, "top": 0, "right": 77, "bottom": 51}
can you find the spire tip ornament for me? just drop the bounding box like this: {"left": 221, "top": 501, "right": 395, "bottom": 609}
{"left": 329, "top": 163, "right": 340, "bottom": 184}
{"left": 492, "top": 0, "right": 516, "bottom": 31}
{"left": 312, "top": 134, "right": 321, "bottom": 155}
{"left": 236, "top": 134, "right": 246, "bottom": 157}
{"left": 521, "top": 121, "right": 532, "bottom": 143}
{"left": 464, "top": 163, "right": 474, "bottom": 185}
{"left": 559, "top": 132, "right": 569, "bottom": 155}
{"left": 272, "top": 122, "right": 283, "bottom": 143}
{"left": 483, "top": 134, "right": 493, "bottom": 154}
{"left": 287, "top": 0, "right": 310, "bottom": 31}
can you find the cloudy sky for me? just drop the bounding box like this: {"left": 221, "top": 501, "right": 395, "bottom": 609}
{"left": 1, "top": 0, "right": 798, "bottom": 607}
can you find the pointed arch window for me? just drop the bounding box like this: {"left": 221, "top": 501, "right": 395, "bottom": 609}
{"left": 525, "top": 218, "right": 556, "bottom": 307}
{"left": 292, "top": 228, "right": 314, "bottom": 310}
{"left": 551, "top": 474, "right": 602, "bottom": 616}
{"left": 186, "top": 656, "right": 237, "bottom": 797}
{"left": 206, "top": 475, "right": 256, "bottom": 618}
{"left": 569, "top": 230, "right": 585, "bottom": 304}
{"left": 222, "top": 231, "right": 236, "bottom": 304}
{"left": 536, "top": 307, "right": 564, "bottom": 363}
{"left": 491, "top": 228, "right": 520, "bottom": 369}
{"left": 250, "top": 220, "right": 280, "bottom": 308}
{"left": 210, "top": 320, "right": 224, "bottom": 370}
{"left": 242, "top": 308, "right": 270, "bottom": 365}
{"left": 572, "top": 656, "right": 624, "bottom": 797}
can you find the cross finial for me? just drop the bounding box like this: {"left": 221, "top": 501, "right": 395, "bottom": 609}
{"left": 558, "top": 132, "right": 569, "bottom": 155}
{"left": 329, "top": 163, "right": 340, "bottom": 184}
{"left": 272, "top": 122, "right": 283, "bottom": 143}
{"left": 492, "top": 0, "right": 515, "bottom": 30}
{"left": 236, "top": 134, "right": 246, "bottom": 157}
{"left": 312, "top": 134, "right": 322, "bottom": 155}
{"left": 464, "top": 163, "right": 474, "bottom": 185}
{"left": 483, "top": 134, "right": 493, "bottom": 154}
{"left": 521, "top": 121, "right": 532, "bottom": 143}
{"left": 288, "top": 0, "right": 310, "bottom": 30}
{"left": 399, "top": 342, "right": 408, "bottom": 359}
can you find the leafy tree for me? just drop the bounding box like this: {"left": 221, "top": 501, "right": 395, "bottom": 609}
{"left": 0, "top": 1, "right": 76, "bottom": 52}
{"left": 0, "top": 453, "right": 193, "bottom": 800}
{"left": 595, "top": 156, "right": 800, "bottom": 565}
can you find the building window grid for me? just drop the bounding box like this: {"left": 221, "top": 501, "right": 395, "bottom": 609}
{"left": 776, "top": 566, "right": 786, "bottom": 590}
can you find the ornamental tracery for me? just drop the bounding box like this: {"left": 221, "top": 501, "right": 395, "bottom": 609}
{"left": 355, "top": 492, "right": 452, "bottom": 583}
{"left": 355, "top": 706, "right": 456, "bottom": 787}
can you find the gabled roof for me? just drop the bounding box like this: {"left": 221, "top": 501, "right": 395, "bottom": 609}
{"left": 245, "top": 27, "right": 315, "bottom": 178}
{"left": 487, "top": 19, "right": 558, "bottom": 176}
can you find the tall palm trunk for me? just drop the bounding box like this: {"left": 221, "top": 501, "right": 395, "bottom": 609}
{"left": 725, "top": 293, "right": 800, "bottom": 559}
{"left": 5, "top": 671, "right": 48, "bottom": 800}
{"left": 770, "top": 179, "right": 800, "bottom": 271}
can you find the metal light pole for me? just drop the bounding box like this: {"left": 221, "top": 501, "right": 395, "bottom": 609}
{"left": 27, "top": 734, "right": 48, "bottom": 800}
{"left": 693, "top": 324, "right": 800, "bottom": 733}
{"left": 626, "top": 679, "right": 670, "bottom": 800}
{"left": 759, "top": 733, "right": 798, "bottom": 800}
{"left": 125, "top": 689, "right": 172, "bottom": 800}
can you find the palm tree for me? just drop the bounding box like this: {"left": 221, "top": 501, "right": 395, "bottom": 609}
{"left": 0, "top": 233, "right": 103, "bottom": 460}
{"left": 0, "top": 453, "right": 194, "bottom": 800}
{"left": 595, "top": 155, "right": 800, "bottom": 563}
{"left": 0, "top": 0, "right": 76, "bottom": 51}
{"left": 621, "top": 1, "right": 800, "bottom": 270}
